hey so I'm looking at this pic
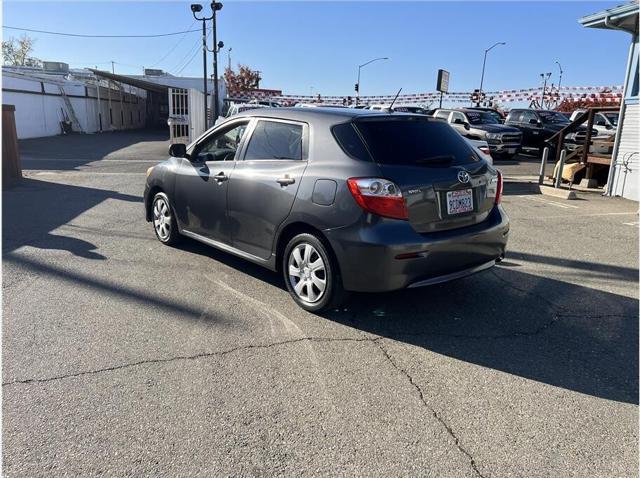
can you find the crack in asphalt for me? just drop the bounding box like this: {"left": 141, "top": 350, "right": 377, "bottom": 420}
{"left": 374, "top": 339, "right": 488, "bottom": 478}
{"left": 2, "top": 336, "right": 378, "bottom": 387}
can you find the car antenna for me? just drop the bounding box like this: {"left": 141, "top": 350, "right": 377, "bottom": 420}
{"left": 388, "top": 88, "right": 402, "bottom": 112}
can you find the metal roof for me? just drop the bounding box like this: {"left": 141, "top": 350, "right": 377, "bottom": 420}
{"left": 88, "top": 69, "right": 169, "bottom": 93}
{"left": 579, "top": 1, "right": 639, "bottom": 34}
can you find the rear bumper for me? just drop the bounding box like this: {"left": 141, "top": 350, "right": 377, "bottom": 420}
{"left": 324, "top": 205, "right": 509, "bottom": 292}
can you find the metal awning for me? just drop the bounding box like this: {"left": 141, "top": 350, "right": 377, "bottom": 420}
{"left": 88, "top": 69, "right": 169, "bottom": 93}
{"left": 579, "top": 2, "right": 639, "bottom": 34}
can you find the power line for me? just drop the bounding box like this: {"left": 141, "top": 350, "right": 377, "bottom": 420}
{"left": 174, "top": 29, "right": 211, "bottom": 76}
{"left": 149, "top": 19, "right": 198, "bottom": 67}
{"left": 3, "top": 25, "right": 201, "bottom": 38}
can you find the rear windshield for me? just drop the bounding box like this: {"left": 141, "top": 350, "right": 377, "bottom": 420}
{"left": 335, "top": 117, "right": 480, "bottom": 166}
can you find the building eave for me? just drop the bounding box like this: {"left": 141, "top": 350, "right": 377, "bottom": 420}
{"left": 579, "top": 2, "right": 639, "bottom": 34}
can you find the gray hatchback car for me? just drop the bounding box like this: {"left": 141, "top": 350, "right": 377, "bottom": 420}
{"left": 144, "top": 108, "right": 509, "bottom": 312}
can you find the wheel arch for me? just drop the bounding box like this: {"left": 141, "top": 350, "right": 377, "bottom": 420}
{"left": 275, "top": 222, "right": 339, "bottom": 275}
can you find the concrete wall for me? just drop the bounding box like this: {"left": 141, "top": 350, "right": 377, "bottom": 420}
{"left": 2, "top": 74, "right": 146, "bottom": 139}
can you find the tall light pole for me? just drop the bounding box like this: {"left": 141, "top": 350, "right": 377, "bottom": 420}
{"left": 555, "top": 60, "right": 563, "bottom": 101}
{"left": 479, "top": 42, "right": 506, "bottom": 106}
{"left": 191, "top": 4, "right": 212, "bottom": 128}
{"left": 355, "top": 57, "right": 388, "bottom": 105}
{"left": 210, "top": 2, "right": 223, "bottom": 124}
{"left": 227, "top": 47, "right": 232, "bottom": 70}
{"left": 540, "top": 72, "right": 552, "bottom": 109}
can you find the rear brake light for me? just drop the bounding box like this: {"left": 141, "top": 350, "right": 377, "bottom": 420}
{"left": 480, "top": 146, "right": 491, "bottom": 156}
{"left": 495, "top": 171, "right": 503, "bottom": 205}
{"left": 347, "top": 177, "right": 408, "bottom": 220}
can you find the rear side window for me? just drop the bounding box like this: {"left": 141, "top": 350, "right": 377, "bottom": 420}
{"left": 332, "top": 122, "right": 370, "bottom": 161}
{"left": 353, "top": 117, "right": 479, "bottom": 166}
{"left": 245, "top": 120, "right": 303, "bottom": 160}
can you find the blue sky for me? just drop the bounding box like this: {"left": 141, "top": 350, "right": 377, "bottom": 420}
{"left": 3, "top": 1, "right": 630, "bottom": 96}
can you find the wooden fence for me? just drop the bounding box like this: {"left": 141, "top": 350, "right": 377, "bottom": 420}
{"left": 2, "top": 104, "right": 22, "bottom": 188}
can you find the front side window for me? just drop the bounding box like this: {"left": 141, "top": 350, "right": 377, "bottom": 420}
{"left": 195, "top": 122, "right": 248, "bottom": 162}
{"left": 450, "top": 112, "right": 466, "bottom": 124}
{"left": 520, "top": 110, "right": 538, "bottom": 124}
{"left": 435, "top": 110, "right": 450, "bottom": 120}
{"left": 244, "top": 120, "right": 304, "bottom": 160}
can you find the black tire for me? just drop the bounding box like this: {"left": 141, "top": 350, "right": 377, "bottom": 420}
{"left": 282, "top": 233, "right": 347, "bottom": 313}
{"left": 151, "top": 192, "right": 181, "bottom": 246}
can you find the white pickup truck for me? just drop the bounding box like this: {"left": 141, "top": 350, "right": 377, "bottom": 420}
{"left": 569, "top": 109, "right": 619, "bottom": 154}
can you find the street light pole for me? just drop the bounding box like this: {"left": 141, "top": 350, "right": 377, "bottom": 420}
{"left": 555, "top": 60, "right": 563, "bottom": 97}
{"left": 478, "top": 41, "right": 506, "bottom": 106}
{"left": 356, "top": 57, "right": 389, "bottom": 105}
{"left": 191, "top": 4, "right": 212, "bottom": 128}
{"left": 211, "top": 2, "right": 223, "bottom": 124}
{"left": 227, "top": 47, "right": 232, "bottom": 70}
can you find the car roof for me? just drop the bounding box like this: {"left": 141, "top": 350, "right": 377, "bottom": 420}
{"left": 230, "top": 106, "right": 417, "bottom": 123}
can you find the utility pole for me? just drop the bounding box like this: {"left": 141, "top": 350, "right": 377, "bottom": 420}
{"left": 227, "top": 47, "right": 232, "bottom": 70}
{"left": 111, "top": 61, "right": 115, "bottom": 74}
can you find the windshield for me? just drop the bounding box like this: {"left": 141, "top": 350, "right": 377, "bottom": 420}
{"left": 465, "top": 111, "right": 500, "bottom": 125}
{"left": 604, "top": 112, "right": 619, "bottom": 126}
{"left": 346, "top": 117, "right": 479, "bottom": 166}
{"left": 538, "top": 111, "right": 569, "bottom": 124}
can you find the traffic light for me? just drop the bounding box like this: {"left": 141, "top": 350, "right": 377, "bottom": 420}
{"left": 354, "top": 83, "right": 359, "bottom": 93}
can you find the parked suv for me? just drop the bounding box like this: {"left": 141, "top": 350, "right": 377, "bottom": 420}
{"left": 504, "top": 109, "right": 596, "bottom": 156}
{"left": 145, "top": 108, "right": 508, "bottom": 312}
{"left": 432, "top": 108, "right": 522, "bottom": 159}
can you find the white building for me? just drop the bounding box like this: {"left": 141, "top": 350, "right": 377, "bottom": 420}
{"left": 580, "top": 2, "right": 639, "bottom": 201}
{"left": 2, "top": 64, "right": 147, "bottom": 139}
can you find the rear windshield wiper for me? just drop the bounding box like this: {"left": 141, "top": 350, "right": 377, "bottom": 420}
{"left": 414, "top": 155, "right": 455, "bottom": 165}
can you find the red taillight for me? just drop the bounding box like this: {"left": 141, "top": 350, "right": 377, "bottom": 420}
{"left": 480, "top": 146, "right": 491, "bottom": 156}
{"left": 495, "top": 171, "right": 503, "bottom": 205}
{"left": 347, "top": 177, "right": 408, "bottom": 220}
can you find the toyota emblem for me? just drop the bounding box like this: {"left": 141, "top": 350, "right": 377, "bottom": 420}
{"left": 457, "top": 171, "right": 471, "bottom": 184}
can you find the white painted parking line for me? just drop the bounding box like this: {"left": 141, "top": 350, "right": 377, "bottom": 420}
{"left": 623, "top": 221, "right": 640, "bottom": 227}
{"left": 542, "top": 212, "right": 638, "bottom": 219}
{"left": 527, "top": 196, "right": 580, "bottom": 209}
{"left": 22, "top": 158, "right": 161, "bottom": 163}
{"left": 26, "top": 171, "right": 146, "bottom": 176}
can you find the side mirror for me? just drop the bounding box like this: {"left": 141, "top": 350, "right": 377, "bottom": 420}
{"left": 169, "top": 143, "right": 187, "bottom": 158}
{"left": 463, "top": 122, "right": 471, "bottom": 130}
{"left": 528, "top": 118, "right": 539, "bottom": 125}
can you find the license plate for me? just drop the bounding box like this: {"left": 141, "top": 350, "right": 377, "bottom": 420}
{"left": 507, "top": 148, "right": 517, "bottom": 154}
{"left": 446, "top": 189, "right": 474, "bottom": 215}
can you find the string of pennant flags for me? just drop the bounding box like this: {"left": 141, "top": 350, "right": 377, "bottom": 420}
{"left": 233, "top": 85, "right": 624, "bottom": 106}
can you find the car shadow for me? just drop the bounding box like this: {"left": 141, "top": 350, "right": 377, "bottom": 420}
{"left": 175, "top": 236, "right": 637, "bottom": 404}
{"left": 321, "top": 265, "right": 638, "bottom": 405}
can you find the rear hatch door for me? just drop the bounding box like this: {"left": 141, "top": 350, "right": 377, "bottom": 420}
{"left": 353, "top": 116, "right": 499, "bottom": 233}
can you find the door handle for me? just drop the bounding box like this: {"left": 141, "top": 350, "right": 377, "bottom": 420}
{"left": 213, "top": 172, "right": 228, "bottom": 182}
{"left": 276, "top": 176, "right": 295, "bottom": 186}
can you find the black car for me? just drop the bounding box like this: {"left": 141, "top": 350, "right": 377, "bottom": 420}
{"left": 504, "top": 109, "right": 596, "bottom": 156}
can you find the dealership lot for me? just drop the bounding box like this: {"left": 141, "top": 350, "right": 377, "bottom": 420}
{"left": 3, "top": 131, "right": 638, "bottom": 477}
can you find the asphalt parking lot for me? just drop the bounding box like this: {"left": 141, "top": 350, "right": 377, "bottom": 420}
{"left": 3, "top": 130, "right": 638, "bottom": 477}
